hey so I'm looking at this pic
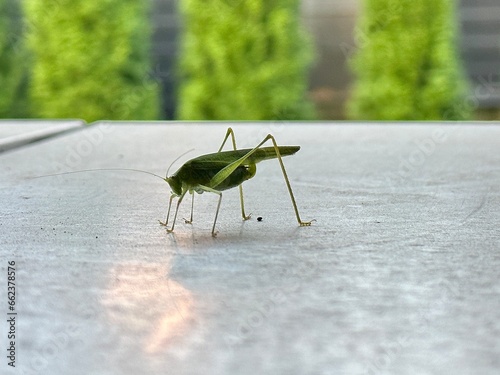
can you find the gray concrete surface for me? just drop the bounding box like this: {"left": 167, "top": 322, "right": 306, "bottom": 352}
{"left": 0, "top": 120, "right": 85, "bottom": 153}
{"left": 0, "top": 122, "right": 499, "bottom": 375}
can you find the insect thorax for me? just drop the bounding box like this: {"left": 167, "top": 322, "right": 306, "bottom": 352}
{"left": 166, "top": 175, "right": 183, "bottom": 196}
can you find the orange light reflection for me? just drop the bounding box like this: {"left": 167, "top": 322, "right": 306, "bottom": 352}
{"left": 102, "top": 262, "right": 194, "bottom": 354}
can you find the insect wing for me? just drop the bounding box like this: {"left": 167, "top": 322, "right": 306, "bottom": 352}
{"left": 240, "top": 146, "right": 300, "bottom": 163}
{"left": 188, "top": 146, "right": 300, "bottom": 167}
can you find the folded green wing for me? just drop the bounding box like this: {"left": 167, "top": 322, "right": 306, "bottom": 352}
{"left": 187, "top": 146, "right": 300, "bottom": 167}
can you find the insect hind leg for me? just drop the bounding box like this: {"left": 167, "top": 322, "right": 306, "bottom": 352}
{"left": 211, "top": 133, "right": 314, "bottom": 227}
{"left": 264, "top": 134, "right": 315, "bottom": 226}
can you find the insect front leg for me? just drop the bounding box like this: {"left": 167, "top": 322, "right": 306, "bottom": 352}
{"left": 159, "top": 191, "right": 187, "bottom": 233}
{"left": 159, "top": 194, "right": 176, "bottom": 227}
{"left": 217, "top": 128, "right": 251, "bottom": 221}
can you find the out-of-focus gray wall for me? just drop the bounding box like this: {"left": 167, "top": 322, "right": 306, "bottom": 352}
{"left": 151, "top": 0, "right": 179, "bottom": 120}
{"left": 460, "top": 0, "right": 500, "bottom": 109}
{"left": 302, "top": 1, "right": 359, "bottom": 119}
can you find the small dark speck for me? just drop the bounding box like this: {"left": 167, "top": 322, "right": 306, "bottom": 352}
{"left": 53, "top": 228, "right": 55, "bottom": 230}
{"left": 375, "top": 221, "right": 381, "bottom": 223}
{"left": 257, "top": 217, "right": 263, "bottom": 222}
{"left": 96, "top": 236, "right": 98, "bottom": 238}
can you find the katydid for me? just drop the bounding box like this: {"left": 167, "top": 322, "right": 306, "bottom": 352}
{"left": 160, "top": 127, "right": 314, "bottom": 236}
{"left": 29, "top": 128, "right": 313, "bottom": 236}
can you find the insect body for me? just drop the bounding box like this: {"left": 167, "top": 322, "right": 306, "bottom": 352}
{"left": 160, "top": 127, "right": 314, "bottom": 236}
{"left": 30, "top": 128, "right": 313, "bottom": 237}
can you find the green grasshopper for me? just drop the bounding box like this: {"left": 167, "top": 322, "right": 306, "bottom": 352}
{"left": 160, "top": 127, "right": 314, "bottom": 236}
{"left": 29, "top": 128, "right": 313, "bottom": 236}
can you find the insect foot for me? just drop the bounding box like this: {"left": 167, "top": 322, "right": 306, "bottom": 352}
{"left": 158, "top": 220, "right": 175, "bottom": 233}
{"left": 300, "top": 219, "right": 316, "bottom": 227}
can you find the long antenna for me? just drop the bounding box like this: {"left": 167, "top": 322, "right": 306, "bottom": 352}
{"left": 166, "top": 148, "right": 195, "bottom": 178}
{"left": 30, "top": 168, "right": 166, "bottom": 182}
{"left": 28, "top": 149, "right": 196, "bottom": 182}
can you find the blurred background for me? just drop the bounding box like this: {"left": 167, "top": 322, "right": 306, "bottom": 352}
{"left": 1, "top": 0, "right": 499, "bottom": 121}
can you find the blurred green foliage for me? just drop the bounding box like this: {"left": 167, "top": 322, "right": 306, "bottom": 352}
{"left": 348, "top": 0, "right": 471, "bottom": 120}
{"left": 23, "top": 0, "right": 159, "bottom": 122}
{"left": 177, "top": 0, "right": 315, "bottom": 120}
{"left": 0, "top": 0, "right": 29, "bottom": 117}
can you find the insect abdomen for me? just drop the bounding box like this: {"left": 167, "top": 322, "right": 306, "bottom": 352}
{"left": 213, "top": 164, "right": 256, "bottom": 191}
{"left": 176, "top": 163, "right": 256, "bottom": 192}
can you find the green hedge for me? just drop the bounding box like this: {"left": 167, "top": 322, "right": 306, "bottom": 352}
{"left": 24, "top": 0, "right": 159, "bottom": 122}
{"left": 348, "top": 0, "right": 471, "bottom": 120}
{"left": 178, "top": 0, "right": 315, "bottom": 120}
{"left": 0, "top": 0, "right": 29, "bottom": 118}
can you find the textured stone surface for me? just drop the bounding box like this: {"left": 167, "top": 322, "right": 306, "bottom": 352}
{"left": 1, "top": 122, "right": 499, "bottom": 374}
